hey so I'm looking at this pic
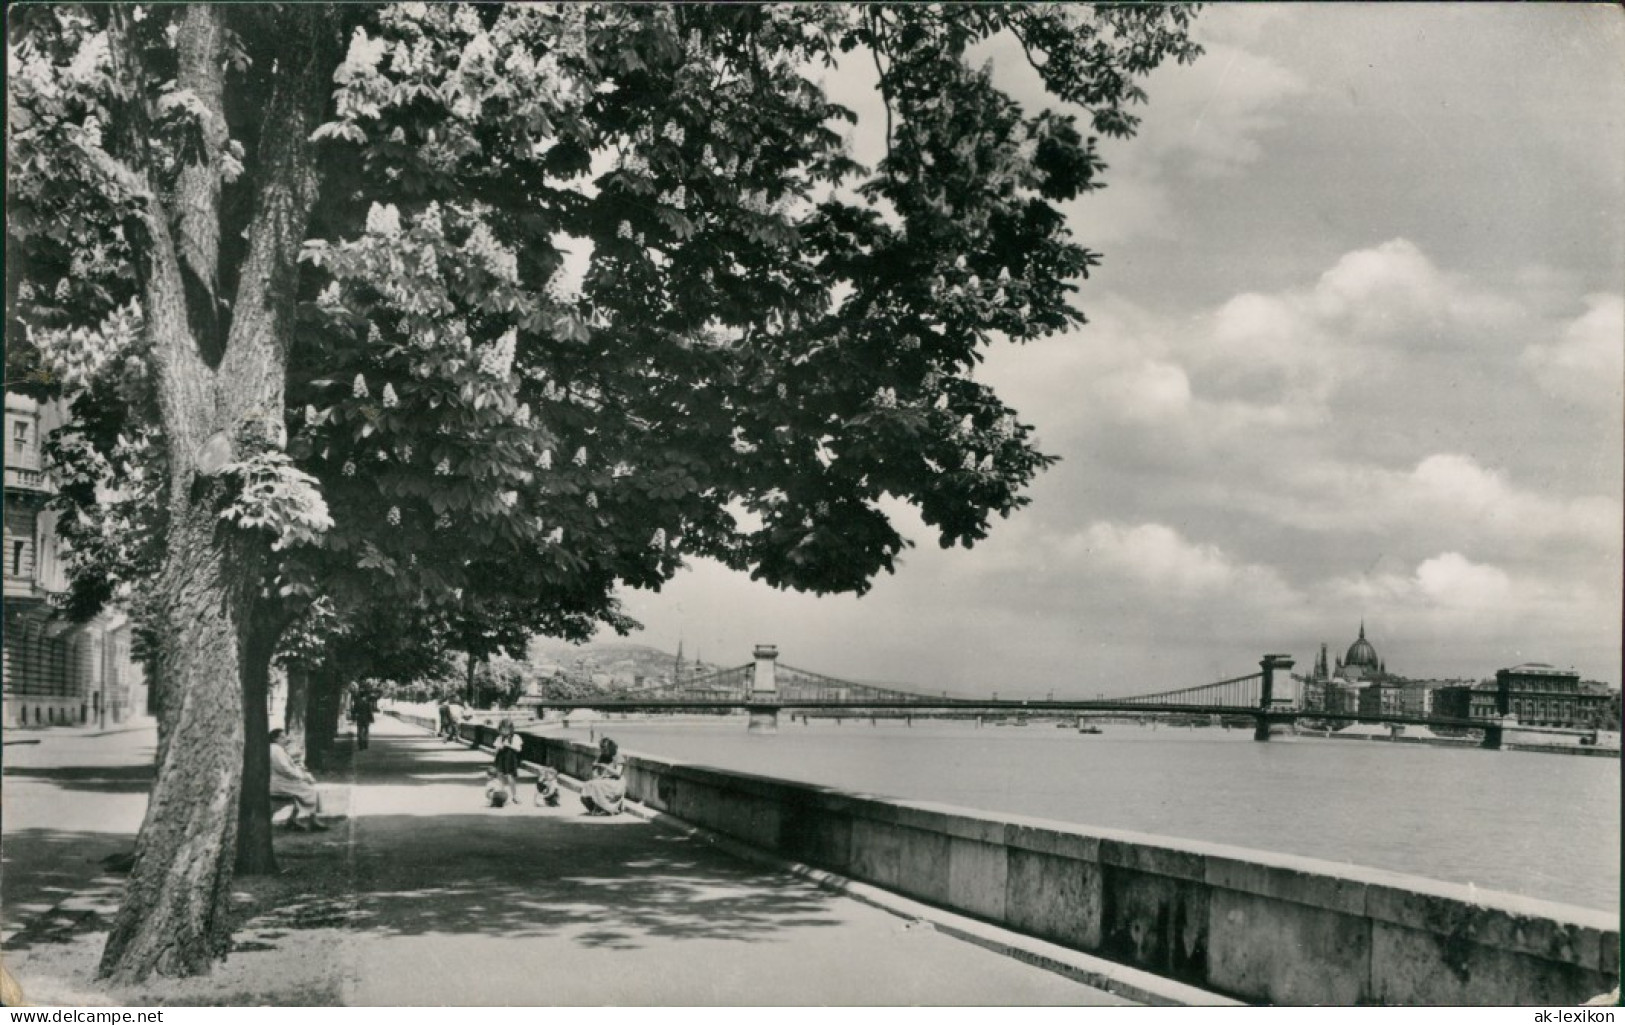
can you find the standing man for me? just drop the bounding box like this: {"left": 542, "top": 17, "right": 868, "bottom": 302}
{"left": 437, "top": 694, "right": 454, "bottom": 740}
{"left": 354, "top": 687, "right": 376, "bottom": 751}
{"left": 445, "top": 695, "right": 468, "bottom": 744}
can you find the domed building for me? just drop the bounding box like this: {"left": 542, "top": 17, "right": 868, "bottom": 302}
{"left": 1340, "top": 622, "right": 1384, "bottom": 682}
{"left": 1305, "top": 621, "right": 1399, "bottom": 716}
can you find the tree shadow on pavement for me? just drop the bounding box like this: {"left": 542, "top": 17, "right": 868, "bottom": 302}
{"left": 237, "top": 813, "right": 847, "bottom": 954}
{"left": 4, "top": 764, "right": 155, "bottom": 794}
{"left": 1, "top": 829, "right": 133, "bottom": 950}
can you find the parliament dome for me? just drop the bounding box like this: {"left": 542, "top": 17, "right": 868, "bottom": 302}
{"left": 1345, "top": 622, "right": 1379, "bottom": 669}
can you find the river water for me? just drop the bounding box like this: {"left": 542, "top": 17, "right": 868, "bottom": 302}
{"left": 576, "top": 718, "right": 1620, "bottom": 913}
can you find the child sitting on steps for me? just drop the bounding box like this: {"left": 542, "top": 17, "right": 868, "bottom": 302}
{"left": 534, "top": 766, "right": 561, "bottom": 807}
{"left": 484, "top": 766, "right": 510, "bottom": 808}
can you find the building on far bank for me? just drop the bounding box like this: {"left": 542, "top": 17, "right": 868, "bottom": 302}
{"left": 3, "top": 394, "right": 143, "bottom": 728}
{"left": 1496, "top": 663, "right": 1617, "bottom": 728}
{"left": 1431, "top": 665, "right": 1619, "bottom": 730}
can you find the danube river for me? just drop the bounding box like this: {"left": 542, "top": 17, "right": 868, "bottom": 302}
{"left": 575, "top": 718, "right": 1620, "bottom": 912}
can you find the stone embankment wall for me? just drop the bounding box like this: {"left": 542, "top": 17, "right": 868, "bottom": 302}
{"left": 410, "top": 714, "right": 1617, "bottom": 1005}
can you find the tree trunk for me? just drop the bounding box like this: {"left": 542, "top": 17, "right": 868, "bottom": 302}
{"left": 98, "top": 506, "right": 246, "bottom": 981}
{"left": 284, "top": 665, "right": 309, "bottom": 755}
{"left": 95, "top": 5, "right": 338, "bottom": 982}
{"left": 467, "top": 653, "right": 479, "bottom": 707}
{"left": 235, "top": 614, "right": 284, "bottom": 876}
{"left": 304, "top": 670, "right": 344, "bottom": 772}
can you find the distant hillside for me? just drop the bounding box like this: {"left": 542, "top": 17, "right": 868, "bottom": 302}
{"left": 526, "top": 638, "right": 729, "bottom": 686}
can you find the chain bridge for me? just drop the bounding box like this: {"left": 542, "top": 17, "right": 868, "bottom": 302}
{"left": 531, "top": 647, "right": 1517, "bottom": 745}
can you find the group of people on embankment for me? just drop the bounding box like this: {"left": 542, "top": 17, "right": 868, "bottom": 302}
{"left": 267, "top": 698, "right": 626, "bottom": 833}
{"left": 478, "top": 716, "right": 627, "bottom": 817}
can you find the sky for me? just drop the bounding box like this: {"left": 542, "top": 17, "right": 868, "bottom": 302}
{"left": 612, "top": 4, "right": 1625, "bottom": 697}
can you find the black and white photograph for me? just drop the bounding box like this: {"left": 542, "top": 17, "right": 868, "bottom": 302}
{"left": 2, "top": 2, "right": 1620, "bottom": 1010}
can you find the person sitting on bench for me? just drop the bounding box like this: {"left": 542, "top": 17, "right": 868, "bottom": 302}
{"left": 270, "top": 728, "right": 329, "bottom": 831}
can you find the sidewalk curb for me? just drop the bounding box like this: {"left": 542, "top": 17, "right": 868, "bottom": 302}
{"left": 470, "top": 731, "right": 1242, "bottom": 1008}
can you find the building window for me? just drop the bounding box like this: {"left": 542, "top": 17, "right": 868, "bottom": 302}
{"left": 11, "top": 540, "right": 22, "bottom": 576}
{"left": 12, "top": 420, "right": 28, "bottom": 457}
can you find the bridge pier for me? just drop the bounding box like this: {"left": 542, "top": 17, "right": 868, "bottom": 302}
{"left": 747, "top": 706, "right": 780, "bottom": 734}
{"left": 1253, "top": 653, "right": 1297, "bottom": 742}
{"left": 747, "top": 644, "right": 780, "bottom": 734}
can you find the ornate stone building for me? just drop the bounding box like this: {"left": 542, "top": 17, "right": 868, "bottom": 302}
{"left": 3, "top": 395, "right": 142, "bottom": 728}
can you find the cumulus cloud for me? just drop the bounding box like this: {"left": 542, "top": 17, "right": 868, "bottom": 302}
{"left": 1057, "top": 522, "right": 1290, "bottom": 597}
{"left": 1131, "top": 39, "right": 1309, "bottom": 180}
{"left": 1272, "top": 451, "right": 1621, "bottom": 557}
{"left": 1522, "top": 293, "right": 1624, "bottom": 410}
{"left": 1310, "top": 239, "right": 1524, "bottom": 340}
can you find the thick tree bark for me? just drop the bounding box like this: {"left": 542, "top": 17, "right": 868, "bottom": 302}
{"left": 99, "top": 505, "right": 247, "bottom": 981}
{"left": 235, "top": 613, "right": 285, "bottom": 876}
{"left": 97, "top": 6, "right": 337, "bottom": 982}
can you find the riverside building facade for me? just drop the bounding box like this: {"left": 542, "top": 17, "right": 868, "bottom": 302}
{"left": 3, "top": 394, "right": 142, "bottom": 728}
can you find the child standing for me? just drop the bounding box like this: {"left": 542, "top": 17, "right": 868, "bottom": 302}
{"left": 492, "top": 718, "right": 523, "bottom": 807}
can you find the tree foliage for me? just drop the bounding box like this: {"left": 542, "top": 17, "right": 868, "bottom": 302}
{"left": 6, "top": 2, "right": 1200, "bottom": 980}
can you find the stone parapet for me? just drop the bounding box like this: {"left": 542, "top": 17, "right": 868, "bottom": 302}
{"left": 442, "top": 719, "right": 1617, "bottom": 1005}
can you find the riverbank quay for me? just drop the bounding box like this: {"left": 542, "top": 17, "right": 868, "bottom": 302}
{"left": 442, "top": 717, "right": 1621, "bottom": 1006}
{"left": 1, "top": 717, "right": 1140, "bottom": 1006}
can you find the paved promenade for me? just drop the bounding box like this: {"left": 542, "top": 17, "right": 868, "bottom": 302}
{"left": 2, "top": 716, "right": 1128, "bottom": 1005}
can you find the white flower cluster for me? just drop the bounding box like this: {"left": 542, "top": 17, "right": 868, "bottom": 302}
{"left": 435, "top": 458, "right": 451, "bottom": 476}
{"left": 661, "top": 121, "right": 686, "bottom": 146}
{"left": 342, "top": 460, "right": 357, "bottom": 477}
{"left": 463, "top": 222, "right": 519, "bottom": 283}
{"left": 25, "top": 299, "right": 143, "bottom": 395}
{"left": 477, "top": 329, "right": 517, "bottom": 378}
{"left": 586, "top": 491, "right": 598, "bottom": 509}
{"left": 336, "top": 27, "right": 389, "bottom": 84}
{"left": 387, "top": 506, "right": 402, "bottom": 525}
{"left": 365, "top": 202, "right": 402, "bottom": 236}
{"left": 649, "top": 527, "right": 667, "bottom": 549}
{"left": 382, "top": 383, "right": 399, "bottom": 408}
{"left": 873, "top": 386, "right": 897, "bottom": 409}
{"left": 353, "top": 373, "right": 369, "bottom": 398}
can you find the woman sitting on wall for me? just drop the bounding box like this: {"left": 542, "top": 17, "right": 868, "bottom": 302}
{"left": 579, "top": 737, "right": 626, "bottom": 816}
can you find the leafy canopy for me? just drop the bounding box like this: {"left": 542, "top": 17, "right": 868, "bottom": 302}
{"left": 9, "top": 4, "right": 1201, "bottom": 659}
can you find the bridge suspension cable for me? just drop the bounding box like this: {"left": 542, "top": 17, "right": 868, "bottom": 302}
{"left": 1117, "top": 672, "right": 1264, "bottom": 709}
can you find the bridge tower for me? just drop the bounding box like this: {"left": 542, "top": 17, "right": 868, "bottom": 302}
{"left": 1254, "top": 653, "right": 1297, "bottom": 742}
{"left": 748, "top": 644, "right": 780, "bottom": 734}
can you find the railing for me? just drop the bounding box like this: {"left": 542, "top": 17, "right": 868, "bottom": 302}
{"left": 4, "top": 465, "right": 50, "bottom": 492}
